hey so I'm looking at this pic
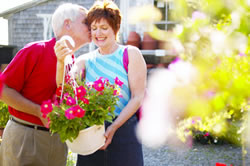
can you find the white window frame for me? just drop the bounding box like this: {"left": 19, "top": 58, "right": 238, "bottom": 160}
{"left": 153, "top": 0, "right": 176, "bottom": 31}
{"left": 37, "top": 14, "right": 53, "bottom": 40}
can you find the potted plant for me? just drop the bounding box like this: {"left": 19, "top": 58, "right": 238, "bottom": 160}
{"left": 41, "top": 74, "right": 122, "bottom": 155}
{"left": 141, "top": 32, "right": 158, "bottom": 50}
{"left": 0, "top": 101, "right": 10, "bottom": 138}
{"left": 126, "top": 31, "right": 141, "bottom": 49}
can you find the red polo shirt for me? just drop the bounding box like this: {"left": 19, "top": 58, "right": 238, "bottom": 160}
{"left": 3, "top": 38, "right": 57, "bottom": 126}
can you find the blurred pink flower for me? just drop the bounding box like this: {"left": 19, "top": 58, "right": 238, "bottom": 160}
{"left": 41, "top": 100, "right": 53, "bottom": 118}
{"left": 205, "top": 91, "right": 216, "bottom": 99}
{"left": 76, "top": 86, "right": 86, "bottom": 98}
{"left": 65, "top": 107, "right": 76, "bottom": 120}
{"left": 73, "top": 105, "right": 85, "bottom": 118}
{"left": 93, "top": 78, "right": 104, "bottom": 91}
{"left": 66, "top": 96, "right": 76, "bottom": 106}
{"left": 104, "top": 78, "right": 109, "bottom": 85}
{"left": 170, "top": 57, "right": 181, "bottom": 65}
{"left": 192, "top": 11, "right": 207, "bottom": 21}
{"left": 63, "top": 93, "right": 69, "bottom": 100}
{"left": 238, "top": 52, "right": 246, "bottom": 56}
{"left": 114, "top": 77, "right": 124, "bottom": 87}
{"left": 113, "top": 90, "right": 118, "bottom": 96}
{"left": 56, "top": 86, "right": 62, "bottom": 97}
{"left": 204, "top": 132, "right": 210, "bottom": 137}
{"left": 80, "top": 97, "right": 89, "bottom": 104}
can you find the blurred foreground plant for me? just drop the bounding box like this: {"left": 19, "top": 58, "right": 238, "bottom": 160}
{"left": 135, "top": 0, "right": 250, "bottom": 147}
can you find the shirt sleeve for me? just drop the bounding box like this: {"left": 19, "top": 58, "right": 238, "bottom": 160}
{"left": 3, "top": 44, "right": 41, "bottom": 92}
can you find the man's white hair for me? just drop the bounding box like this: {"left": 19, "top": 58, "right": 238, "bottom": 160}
{"left": 52, "top": 3, "right": 87, "bottom": 37}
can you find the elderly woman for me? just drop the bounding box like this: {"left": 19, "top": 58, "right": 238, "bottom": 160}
{"left": 55, "top": 1, "right": 146, "bottom": 166}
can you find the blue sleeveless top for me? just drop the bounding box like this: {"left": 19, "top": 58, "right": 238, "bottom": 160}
{"left": 85, "top": 45, "right": 131, "bottom": 115}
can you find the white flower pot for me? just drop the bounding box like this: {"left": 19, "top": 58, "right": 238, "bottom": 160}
{"left": 66, "top": 125, "right": 105, "bottom": 155}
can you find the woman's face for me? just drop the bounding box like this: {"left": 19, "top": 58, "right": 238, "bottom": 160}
{"left": 90, "top": 18, "right": 116, "bottom": 48}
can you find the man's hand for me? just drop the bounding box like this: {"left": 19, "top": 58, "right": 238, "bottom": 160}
{"left": 54, "top": 36, "right": 74, "bottom": 64}
{"left": 36, "top": 105, "right": 49, "bottom": 128}
{"left": 40, "top": 114, "right": 49, "bottom": 128}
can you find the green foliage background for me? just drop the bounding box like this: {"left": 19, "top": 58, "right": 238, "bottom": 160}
{"left": 0, "top": 101, "right": 9, "bottom": 128}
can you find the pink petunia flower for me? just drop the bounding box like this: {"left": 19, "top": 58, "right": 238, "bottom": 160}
{"left": 73, "top": 105, "right": 85, "bottom": 118}
{"left": 93, "top": 78, "right": 104, "bottom": 91}
{"left": 215, "top": 163, "right": 227, "bottom": 166}
{"left": 41, "top": 100, "right": 53, "bottom": 118}
{"left": 65, "top": 107, "right": 76, "bottom": 120}
{"left": 113, "top": 90, "right": 118, "bottom": 96}
{"left": 56, "top": 86, "right": 62, "bottom": 97}
{"left": 66, "top": 96, "right": 76, "bottom": 106}
{"left": 104, "top": 78, "right": 109, "bottom": 86}
{"left": 80, "top": 97, "right": 89, "bottom": 104}
{"left": 63, "top": 93, "right": 69, "bottom": 100}
{"left": 76, "top": 86, "right": 86, "bottom": 98}
{"left": 114, "top": 77, "right": 123, "bottom": 87}
{"left": 204, "top": 132, "right": 210, "bottom": 137}
{"left": 52, "top": 98, "right": 59, "bottom": 106}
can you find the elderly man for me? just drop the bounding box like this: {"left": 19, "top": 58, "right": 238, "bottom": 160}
{"left": 0, "top": 3, "right": 90, "bottom": 166}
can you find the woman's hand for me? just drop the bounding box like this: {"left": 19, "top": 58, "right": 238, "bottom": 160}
{"left": 100, "top": 124, "right": 118, "bottom": 150}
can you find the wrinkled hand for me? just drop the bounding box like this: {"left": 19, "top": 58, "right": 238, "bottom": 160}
{"left": 54, "top": 39, "right": 73, "bottom": 64}
{"left": 40, "top": 116, "right": 49, "bottom": 128}
{"left": 37, "top": 105, "right": 49, "bottom": 128}
{"left": 100, "top": 125, "right": 117, "bottom": 150}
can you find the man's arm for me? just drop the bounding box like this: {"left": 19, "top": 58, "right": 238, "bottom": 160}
{"left": 0, "top": 85, "right": 47, "bottom": 126}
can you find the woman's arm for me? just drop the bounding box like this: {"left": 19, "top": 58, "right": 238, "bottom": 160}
{"left": 113, "top": 46, "right": 147, "bottom": 128}
{"left": 101, "top": 46, "right": 147, "bottom": 149}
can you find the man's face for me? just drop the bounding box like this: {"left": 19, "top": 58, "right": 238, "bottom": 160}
{"left": 70, "top": 11, "right": 91, "bottom": 49}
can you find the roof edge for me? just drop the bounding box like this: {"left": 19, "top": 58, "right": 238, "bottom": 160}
{"left": 0, "top": 0, "right": 53, "bottom": 18}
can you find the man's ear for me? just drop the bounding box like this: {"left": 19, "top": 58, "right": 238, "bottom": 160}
{"left": 63, "top": 19, "right": 71, "bottom": 30}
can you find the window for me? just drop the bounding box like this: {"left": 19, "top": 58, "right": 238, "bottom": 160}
{"left": 37, "top": 14, "right": 54, "bottom": 40}
{"left": 153, "top": 0, "right": 176, "bottom": 31}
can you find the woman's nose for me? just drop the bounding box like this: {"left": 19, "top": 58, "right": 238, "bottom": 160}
{"left": 96, "top": 28, "right": 101, "bottom": 35}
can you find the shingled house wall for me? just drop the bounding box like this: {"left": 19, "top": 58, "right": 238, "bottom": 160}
{"left": 7, "top": 0, "right": 120, "bottom": 56}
